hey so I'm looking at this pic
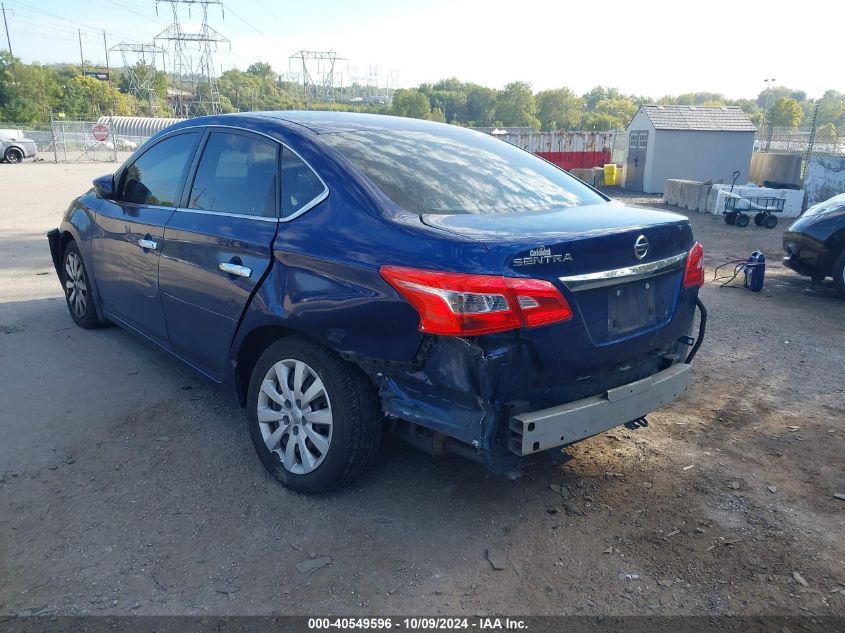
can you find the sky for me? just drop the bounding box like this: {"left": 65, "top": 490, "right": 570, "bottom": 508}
{"left": 3, "top": 0, "right": 840, "bottom": 100}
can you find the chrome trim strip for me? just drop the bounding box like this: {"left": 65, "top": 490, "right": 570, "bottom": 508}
{"left": 559, "top": 251, "right": 687, "bottom": 291}
{"left": 175, "top": 208, "right": 278, "bottom": 222}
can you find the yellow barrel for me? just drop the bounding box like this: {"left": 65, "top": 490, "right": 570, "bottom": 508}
{"left": 603, "top": 163, "right": 618, "bottom": 186}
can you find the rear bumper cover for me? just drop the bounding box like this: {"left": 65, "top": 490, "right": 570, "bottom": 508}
{"left": 508, "top": 362, "right": 691, "bottom": 456}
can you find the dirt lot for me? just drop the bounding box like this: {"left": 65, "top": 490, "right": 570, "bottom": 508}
{"left": 1, "top": 163, "right": 843, "bottom": 617}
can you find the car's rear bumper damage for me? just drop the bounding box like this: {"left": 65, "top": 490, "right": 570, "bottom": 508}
{"left": 357, "top": 298, "right": 706, "bottom": 472}
{"left": 508, "top": 363, "right": 691, "bottom": 456}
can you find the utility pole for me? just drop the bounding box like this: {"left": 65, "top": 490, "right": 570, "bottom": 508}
{"left": 103, "top": 30, "right": 111, "bottom": 86}
{"left": 154, "top": 0, "right": 230, "bottom": 116}
{"left": 2, "top": 3, "right": 12, "bottom": 57}
{"left": 78, "top": 29, "right": 84, "bottom": 73}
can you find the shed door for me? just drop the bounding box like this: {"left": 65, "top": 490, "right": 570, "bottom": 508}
{"left": 626, "top": 130, "right": 648, "bottom": 192}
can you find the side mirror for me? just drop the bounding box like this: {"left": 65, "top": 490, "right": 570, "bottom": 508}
{"left": 93, "top": 174, "right": 115, "bottom": 200}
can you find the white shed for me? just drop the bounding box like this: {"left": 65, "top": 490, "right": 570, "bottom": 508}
{"left": 624, "top": 105, "right": 756, "bottom": 194}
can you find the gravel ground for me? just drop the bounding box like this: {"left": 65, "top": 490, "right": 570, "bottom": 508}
{"left": 0, "top": 164, "right": 843, "bottom": 617}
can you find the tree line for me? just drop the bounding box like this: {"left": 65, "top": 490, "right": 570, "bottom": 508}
{"left": 2, "top": 52, "right": 844, "bottom": 136}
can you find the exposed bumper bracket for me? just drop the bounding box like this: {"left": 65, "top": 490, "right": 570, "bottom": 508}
{"left": 508, "top": 363, "right": 692, "bottom": 456}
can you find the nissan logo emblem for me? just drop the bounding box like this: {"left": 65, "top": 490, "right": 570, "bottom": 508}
{"left": 634, "top": 235, "right": 649, "bottom": 259}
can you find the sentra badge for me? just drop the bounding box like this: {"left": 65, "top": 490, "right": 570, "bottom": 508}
{"left": 513, "top": 246, "right": 573, "bottom": 267}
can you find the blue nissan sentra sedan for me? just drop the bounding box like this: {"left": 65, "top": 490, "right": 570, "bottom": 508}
{"left": 47, "top": 112, "right": 706, "bottom": 493}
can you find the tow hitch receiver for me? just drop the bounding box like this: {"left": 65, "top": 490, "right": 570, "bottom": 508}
{"left": 623, "top": 417, "right": 649, "bottom": 430}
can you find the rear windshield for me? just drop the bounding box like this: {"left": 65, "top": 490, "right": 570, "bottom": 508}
{"left": 319, "top": 128, "right": 605, "bottom": 214}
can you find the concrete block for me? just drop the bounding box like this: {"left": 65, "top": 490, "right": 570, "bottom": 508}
{"left": 804, "top": 156, "right": 845, "bottom": 207}
{"left": 662, "top": 179, "right": 711, "bottom": 212}
{"left": 708, "top": 184, "right": 805, "bottom": 218}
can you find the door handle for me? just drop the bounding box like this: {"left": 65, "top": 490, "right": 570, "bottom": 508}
{"left": 137, "top": 238, "right": 158, "bottom": 250}
{"left": 219, "top": 262, "right": 252, "bottom": 278}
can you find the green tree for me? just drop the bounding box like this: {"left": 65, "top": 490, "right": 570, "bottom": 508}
{"left": 464, "top": 84, "right": 497, "bottom": 126}
{"left": 756, "top": 86, "right": 806, "bottom": 108}
{"left": 815, "top": 90, "right": 845, "bottom": 130}
{"left": 582, "top": 86, "right": 620, "bottom": 111}
{"left": 495, "top": 81, "right": 538, "bottom": 128}
{"left": 246, "top": 62, "right": 275, "bottom": 81}
{"left": 0, "top": 53, "right": 60, "bottom": 122}
{"left": 767, "top": 97, "right": 803, "bottom": 127}
{"left": 815, "top": 122, "right": 837, "bottom": 142}
{"left": 536, "top": 87, "right": 583, "bottom": 131}
{"left": 391, "top": 88, "right": 430, "bottom": 119}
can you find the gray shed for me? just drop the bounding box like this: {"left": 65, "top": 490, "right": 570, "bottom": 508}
{"left": 624, "top": 105, "right": 756, "bottom": 194}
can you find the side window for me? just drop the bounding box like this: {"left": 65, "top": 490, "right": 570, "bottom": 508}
{"left": 119, "top": 132, "right": 199, "bottom": 206}
{"left": 189, "top": 132, "right": 279, "bottom": 218}
{"left": 281, "top": 149, "right": 326, "bottom": 218}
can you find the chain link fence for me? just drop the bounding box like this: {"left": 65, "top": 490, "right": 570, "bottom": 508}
{"left": 755, "top": 125, "right": 844, "bottom": 159}
{"left": 4, "top": 119, "right": 147, "bottom": 163}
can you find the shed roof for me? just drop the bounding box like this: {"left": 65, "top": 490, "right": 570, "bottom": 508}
{"left": 636, "top": 105, "right": 757, "bottom": 132}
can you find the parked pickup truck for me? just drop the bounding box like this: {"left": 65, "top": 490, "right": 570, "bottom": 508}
{"left": 0, "top": 129, "right": 38, "bottom": 163}
{"left": 47, "top": 112, "right": 706, "bottom": 493}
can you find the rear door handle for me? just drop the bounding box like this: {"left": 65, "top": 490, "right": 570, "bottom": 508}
{"left": 137, "top": 238, "right": 158, "bottom": 250}
{"left": 219, "top": 262, "right": 252, "bottom": 278}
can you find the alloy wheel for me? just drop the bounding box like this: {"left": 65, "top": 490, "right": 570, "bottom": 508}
{"left": 256, "top": 358, "right": 333, "bottom": 475}
{"left": 64, "top": 251, "right": 88, "bottom": 319}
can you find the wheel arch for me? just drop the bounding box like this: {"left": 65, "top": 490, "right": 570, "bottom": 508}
{"left": 56, "top": 227, "right": 109, "bottom": 325}
{"left": 234, "top": 324, "right": 299, "bottom": 406}
{"left": 822, "top": 226, "right": 845, "bottom": 273}
{"left": 3, "top": 144, "right": 24, "bottom": 161}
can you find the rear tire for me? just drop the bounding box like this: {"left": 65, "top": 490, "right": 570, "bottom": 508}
{"left": 61, "top": 241, "right": 104, "bottom": 329}
{"left": 764, "top": 214, "right": 778, "bottom": 229}
{"left": 833, "top": 251, "right": 845, "bottom": 298}
{"left": 754, "top": 213, "right": 765, "bottom": 226}
{"left": 246, "top": 336, "right": 382, "bottom": 493}
{"left": 4, "top": 147, "right": 23, "bottom": 164}
{"left": 735, "top": 213, "right": 750, "bottom": 227}
{"left": 724, "top": 212, "right": 737, "bottom": 225}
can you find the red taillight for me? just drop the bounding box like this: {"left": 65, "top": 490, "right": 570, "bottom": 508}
{"left": 683, "top": 241, "right": 705, "bottom": 288}
{"left": 380, "top": 266, "right": 573, "bottom": 336}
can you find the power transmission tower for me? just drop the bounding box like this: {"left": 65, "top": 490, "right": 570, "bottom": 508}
{"left": 154, "top": 0, "right": 229, "bottom": 116}
{"left": 288, "top": 50, "right": 346, "bottom": 105}
{"left": 110, "top": 42, "right": 166, "bottom": 113}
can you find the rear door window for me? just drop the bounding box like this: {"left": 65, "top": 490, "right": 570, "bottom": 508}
{"left": 281, "top": 150, "right": 327, "bottom": 218}
{"left": 188, "top": 132, "right": 279, "bottom": 218}
{"left": 119, "top": 132, "right": 200, "bottom": 206}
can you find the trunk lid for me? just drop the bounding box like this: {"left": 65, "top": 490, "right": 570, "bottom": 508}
{"left": 421, "top": 201, "right": 695, "bottom": 374}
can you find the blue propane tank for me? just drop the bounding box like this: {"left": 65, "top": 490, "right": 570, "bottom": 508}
{"left": 744, "top": 251, "right": 766, "bottom": 292}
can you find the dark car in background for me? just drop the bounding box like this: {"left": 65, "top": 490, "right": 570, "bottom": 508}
{"left": 47, "top": 112, "right": 706, "bottom": 493}
{"left": 783, "top": 193, "right": 845, "bottom": 296}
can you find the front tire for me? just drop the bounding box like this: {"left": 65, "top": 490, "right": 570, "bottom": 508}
{"left": 246, "top": 336, "right": 382, "bottom": 493}
{"left": 61, "top": 242, "right": 103, "bottom": 328}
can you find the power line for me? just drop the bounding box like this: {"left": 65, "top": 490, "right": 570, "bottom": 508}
{"left": 8, "top": 2, "right": 145, "bottom": 44}
{"left": 2, "top": 2, "right": 12, "bottom": 56}
{"left": 99, "top": 0, "right": 165, "bottom": 26}
{"left": 221, "top": 3, "right": 263, "bottom": 36}
{"left": 155, "top": 0, "right": 229, "bottom": 116}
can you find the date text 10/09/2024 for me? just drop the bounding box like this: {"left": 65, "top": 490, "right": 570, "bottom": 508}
{"left": 308, "top": 618, "right": 528, "bottom": 630}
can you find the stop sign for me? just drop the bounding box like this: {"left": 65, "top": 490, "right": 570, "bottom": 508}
{"left": 92, "top": 123, "right": 110, "bottom": 142}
